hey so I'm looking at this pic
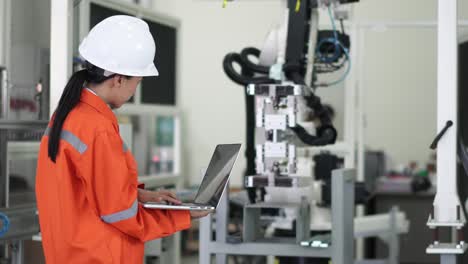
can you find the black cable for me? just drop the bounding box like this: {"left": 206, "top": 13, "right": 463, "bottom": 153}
{"left": 289, "top": 71, "right": 305, "bottom": 85}
{"left": 340, "top": 19, "right": 345, "bottom": 35}
{"left": 223, "top": 53, "right": 275, "bottom": 86}
{"left": 281, "top": 66, "right": 337, "bottom": 145}
{"left": 283, "top": 64, "right": 305, "bottom": 85}
{"left": 290, "top": 124, "right": 337, "bottom": 146}
{"left": 430, "top": 120, "right": 453, "bottom": 149}
{"left": 240, "top": 47, "right": 270, "bottom": 74}
{"left": 241, "top": 66, "right": 258, "bottom": 204}
{"left": 304, "top": 95, "right": 332, "bottom": 125}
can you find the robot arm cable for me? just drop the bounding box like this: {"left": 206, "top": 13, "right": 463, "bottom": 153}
{"left": 223, "top": 51, "right": 275, "bottom": 86}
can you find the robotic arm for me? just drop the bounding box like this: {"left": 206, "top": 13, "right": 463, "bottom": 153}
{"left": 222, "top": 0, "right": 358, "bottom": 202}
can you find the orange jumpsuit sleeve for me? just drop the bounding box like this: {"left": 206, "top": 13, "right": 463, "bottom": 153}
{"left": 79, "top": 130, "right": 191, "bottom": 242}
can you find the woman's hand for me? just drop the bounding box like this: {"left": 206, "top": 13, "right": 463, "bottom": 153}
{"left": 137, "top": 189, "right": 182, "bottom": 205}
{"left": 138, "top": 189, "right": 211, "bottom": 219}
{"left": 190, "top": 210, "right": 211, "bottom": 219}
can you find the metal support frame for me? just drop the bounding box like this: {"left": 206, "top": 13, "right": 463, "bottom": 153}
{"left": 199, "top": 169, "right": 355, "bottom": 264}
{"left": 0, "top": 67, "right": 8, "bottom": 119}
{"left": 432, "top": 0, "right": 460, "bottom": 226}
{"left": 426, "top": 1, "right": 467, "bottom": 263}
{"left": 388, "top": 207, "right": 399, "bottom": 264}
{"left": 0, "top": 0, "right": 12, "bottom": 71}
{"left": 331, "top": 169, "right": 355, "bottom": 263}
{"left": 441, "top": 255, "right": 457, "bottom": 264}
{"left": 352, "top": 206, "right": 407, "bottom": 264}
{"left": 0, "top": 121, "right": 47, "bottom": 264}
{"left": 10, "top": 241, "right": 23, "bottom": 264}
{"left": 190, "top": 183, "right": 230, "bottom": 264}
{"left": 0, "top": 0, "right": 5, "bottom": 66}
{"left": 243, "top": 199, "right": 310, "bottom": 244}
{"left": 0, "top": 121, "right": 48, "bottom": 209}
{"left": 0, "top": 131, "right": 7, "bottom": 209}
{"left": 144, "top": 234, "right": 179, "bottom": 264}
{"left": 50, "top": 0, "right": 72, "bottom": 116}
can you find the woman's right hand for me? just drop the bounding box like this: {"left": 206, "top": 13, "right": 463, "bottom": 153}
{"left": 190, "top": 210, "right": 211, "bottom": 219}
{"left": 137, "top": 189, "right": 182, "bottom": 205}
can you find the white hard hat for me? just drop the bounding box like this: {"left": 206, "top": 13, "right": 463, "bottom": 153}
{"left": 79, "top": 15, "right": 159, "bottom": 77}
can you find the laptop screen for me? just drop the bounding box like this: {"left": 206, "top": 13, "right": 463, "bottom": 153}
{"left": 194, "top": 144, "right": 241, "bottom": 206}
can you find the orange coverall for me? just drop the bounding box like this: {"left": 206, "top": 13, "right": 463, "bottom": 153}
{"left": 36, "top": 89, "right": 190, "bottom": 263}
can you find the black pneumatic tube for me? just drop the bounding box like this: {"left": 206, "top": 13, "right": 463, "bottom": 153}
{"left": 291, "top": 124, "right": 337, "bottom": 146}
{"left": 223, "top": 53, "right": 274, "bottom": 86}
{"left": 240, "top": 47, "right": 270, "bottom": 74}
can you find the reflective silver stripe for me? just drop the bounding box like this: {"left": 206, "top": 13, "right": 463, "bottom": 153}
{"left": 123, "top": 142, "right": 129, "bottom": 152}
{"left": 101, "top": 200, "right": 138, "bottom": 224}
{"left": 61, "top": 131, "right": 88, "bottom": 154}
{"left": 43, "top": 127, "right": 88, "bottom": 154}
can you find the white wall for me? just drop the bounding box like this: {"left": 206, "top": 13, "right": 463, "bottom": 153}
{"left": 150, "top": 0, "right": 468, "bottom": 186}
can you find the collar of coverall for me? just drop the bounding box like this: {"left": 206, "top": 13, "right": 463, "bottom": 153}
{"left": 80, "top": 88, "right": 119, "bottom": 132}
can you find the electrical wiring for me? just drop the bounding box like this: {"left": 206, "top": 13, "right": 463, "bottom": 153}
{"left": 314, "top": 5, "right": 352, "bottom": 87}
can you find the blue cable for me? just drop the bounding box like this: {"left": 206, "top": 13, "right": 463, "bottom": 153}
{"left": 325, "top": 42, "right": 351, "bottom": 86}
{"left": 315, "top": 5, "right": 352, "bottom": 86}
{"left": 328, "top": 5, "right": 339, "bottom": 39}
{"left": 0, "top": 212, "right": 10, "bottom": 237}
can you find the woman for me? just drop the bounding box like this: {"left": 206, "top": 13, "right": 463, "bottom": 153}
{"left": 35, "top": 15, "right": 209, "bottom": 263}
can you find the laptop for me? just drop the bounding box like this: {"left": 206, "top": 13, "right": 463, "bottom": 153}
{"left": 142, "top": 144, "right": 241, "bottom": 211}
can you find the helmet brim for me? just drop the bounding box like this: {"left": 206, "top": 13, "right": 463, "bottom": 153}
{"left": 140, "top": 63, "right": 159, "bottom": 77}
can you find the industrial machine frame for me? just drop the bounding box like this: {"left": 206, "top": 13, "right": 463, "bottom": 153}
{"left": 199, "top": 169, "right": 356, "bottom": 264}
{"left": 0, "top": 120, "right": 48, "bottom": 264}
